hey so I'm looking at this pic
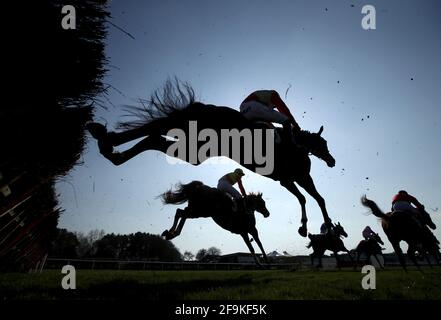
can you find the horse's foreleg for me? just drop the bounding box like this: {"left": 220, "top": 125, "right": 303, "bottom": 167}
{"left": 334, "top": 252, "right": 341, "bottom": 270}
{"left": 250, "top": 228, "right": 268, "bottom": 264}
{"left": 241, "top": 233, "right": 261, "bottom": 266}
{"left": 173, "top": 215, "right": 188, "bottom": 237}
{"left": 280, "top": 181, "right": 308, "bottom": 237}
{"left": 407, "top": 246, "right": 421, "bottom": 271}
{"left": 344, "top": 247, "right": 355, "bottom": 270}
{"left": 356, "top": 250, "right": 361, "bottom": 269}
{"left": 373, "top": 254, "right": 384, "bottom": 269}
{"left": 392, "top": 242, "right": 407, "bottom": 272}
{"left": 296, "top": 175, "right": 332, "bottom": 229}
{"left": 318, "top": 252, "right": 323, "bottom": 269}
{"left": 423, "top": 251, "right": 433, "bottom": 268}
{"left": 165, "top": 208, "right": 185, "bottom": 234}
{"left": 162, "top": 209, "right": 188, "bottom": 240}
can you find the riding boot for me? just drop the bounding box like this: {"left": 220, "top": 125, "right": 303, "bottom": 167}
{"left": 282, "top": 121, "right": 294, "bottom": 147}
{"left": 231, "top": 199, "right": 238, "bottom": 212}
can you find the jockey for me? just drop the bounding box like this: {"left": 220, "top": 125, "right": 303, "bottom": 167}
{"left": 217, "top": 169, "right": 247, "bottom": 211}
{"left": 362, "top": 226, "right": 376, "bottom": 240}
{"left": 391, "top": 190, "right": 424, "bottom": 214}
{"left": 239, "top": 90, "right": 301, "bottom": 144}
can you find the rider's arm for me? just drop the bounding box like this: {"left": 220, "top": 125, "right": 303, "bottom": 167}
{"left": 237, "top": 178, "right": 246, "bottom": 197}
{"left": 270, "top": 91, "right": 300, "bottom": 131}
{"left": 409, "top": 195, "right": 424, "bottom": 210}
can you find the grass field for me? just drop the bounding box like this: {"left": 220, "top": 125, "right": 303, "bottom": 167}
{"left": 1, "top": 268, "right": 441, "bottom": 300}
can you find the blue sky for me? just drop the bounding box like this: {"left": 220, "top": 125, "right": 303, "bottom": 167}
{"left": 56, "top": 0, "right": 441, "bottom": 256}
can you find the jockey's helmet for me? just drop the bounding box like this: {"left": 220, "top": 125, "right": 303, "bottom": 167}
{"left": 234, "top": 168, "right": 245, "bottom": 176}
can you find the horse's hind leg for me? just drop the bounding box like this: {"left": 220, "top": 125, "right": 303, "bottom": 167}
{"left": 107, "top": 135, "right": 174, "bottom": 165}
{"left": 280, "top": 181, "right": 308, "bottom": 237}
{"left": 108, "top": 118, "right": 174, "bottom": 147}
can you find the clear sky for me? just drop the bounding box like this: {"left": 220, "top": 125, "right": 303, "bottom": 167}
{"left": 56, "top": 0, "right": 441, "bottom": 257}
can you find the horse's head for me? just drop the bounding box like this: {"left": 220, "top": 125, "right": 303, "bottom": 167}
{"left": 420, "top": 208, "right": 436, "bottom": 230}
{"left": 298, "top": 126, "right": 335, "bottom": 168}
{"left": 373, "top": 233, "right": 384, "bottom": 245}
{"left": 334, "top": 222, "right": 348, "bottom": 238}
{"left": 246, "top": 192, "right": 270, "bottom": 218}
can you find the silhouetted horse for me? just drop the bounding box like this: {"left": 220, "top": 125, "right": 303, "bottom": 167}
{"left": 161, "top": 180, "right": 270, "bottom": 265}
{"left": 354, "top": 233, "right": 385, "bottom": 269}
{"left": 361, "top": 196, "right": 440, "bottom": 270}
{"left": 87, "top": 80, "right": 336, "bottom": 237}
{"left": 307, "top": 222, "right": 354, "bottom": 269}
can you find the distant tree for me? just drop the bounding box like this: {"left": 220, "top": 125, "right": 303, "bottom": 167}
{"left": 183, "top": 251, "right": 195, "bottom": 261}
{"left": 75, "top": 229, "right": 105, "bottom": 257}
{"left": 50, "top": 229, "right": 79, "bottom": 258}
{"left": 206, "top": 247, "right": 221, "bottom": 256}
{"left": 196, "top": 249, "right": 208, "bottom": 261}
{"left": 94, "top": 232, "right": 182, "bottom": 261}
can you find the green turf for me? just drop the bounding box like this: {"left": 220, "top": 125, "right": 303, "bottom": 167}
{"left": 1, "top": 268, "right": 440, "bottom": 300}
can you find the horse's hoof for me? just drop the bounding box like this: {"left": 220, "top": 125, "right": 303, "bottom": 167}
{"left": 86, "top": 122, "right": 107, "bottom": 140}
{"left": 98, "top": 138, "right": 114, "bottom": 156}
{"left": 161, "top": 230, "right": 171, "bottom": 239}
{"left": 298, "top": 226, "right": 307, "bottom": 237}
{"left": 106, "top": 152, "right": 124, "bottom": 166}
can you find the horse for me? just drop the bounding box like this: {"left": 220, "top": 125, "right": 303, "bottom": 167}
{"left": 87, "top": 80, "right": 336, "bottom": 237}
{"left": 160, "top": 180, "right": 270, "bottom": 266}
{"left": 354, "top": 233, "right": 385, "bottom": 269}
{"left": 361, "top": 195, "right": 440, "bottom": 270}
{"left": 306, "top": 222, "right": 354, "bottom": 269}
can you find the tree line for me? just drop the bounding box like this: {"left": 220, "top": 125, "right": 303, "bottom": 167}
{"left": 50, "top": 229, "right": 221, "bottom": 262}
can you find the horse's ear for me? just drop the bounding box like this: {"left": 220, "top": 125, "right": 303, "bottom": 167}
{"left": 258, "top": 192, "right": 263, "bottom": 198}
{"left": 317, "top": 125, "right": 324, "bottom": 136}
{"left": 337, "top": 222, "right": 341, "bottom": 226}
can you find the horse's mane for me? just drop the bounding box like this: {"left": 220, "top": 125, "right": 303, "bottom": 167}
{"left": 297, "top": 130, "right": 317, "bottom": 142}
{"left": 118, "top": 77, "right": 196, "bottom": 129}
{"left": 248, "top": 192, "right": 263, "bottom": 197}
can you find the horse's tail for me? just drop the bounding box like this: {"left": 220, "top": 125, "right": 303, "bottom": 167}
{"left": 118, "top": 77, "right": 196, "bottom": 130}
{"left": 161, "top": 181, "right": 204, "bottom": 205}
{"left": 361, "top": 195, "right": 389, "bottom": 220}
